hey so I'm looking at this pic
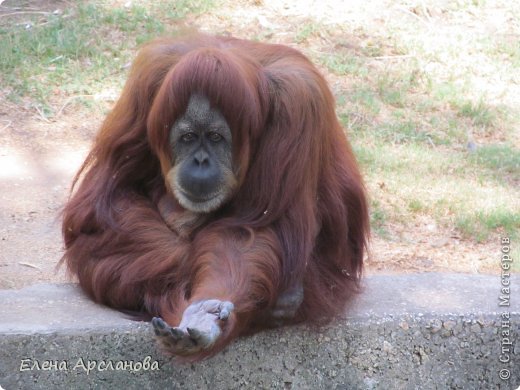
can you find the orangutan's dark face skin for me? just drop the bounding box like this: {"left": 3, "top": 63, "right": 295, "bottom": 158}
{"left": 167, "top": 94, "right": 236, "bottom": 213}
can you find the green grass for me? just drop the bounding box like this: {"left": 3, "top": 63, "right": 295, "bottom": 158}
{"left": 295, "top": 22, "right": 321, "bottom": 44}
{"left": 493, "top": 39, "right": 520, "bottom": 67}
{"left": 0, "top": 1, "right": 213, "bottom": 114}
{"left": 432, "top": 81, "right": 461, "bottom": 102}
{"left": 351, "top": 143, "right": 377, "bottom": 174}
{"left": 511, "top": 247, "right": 520, "bottom": 272}
{"left": 376, "top": 73, "right": 418, "bottom": 108}
{"left": 458, "top": 100, "right": 496, "bottom": 128}
{"left": 374, "top": 120, "right": 435, "bottom": 145}
{"left": 456, "top": 209, "right": 520, "bottom": 243}
{"left": 350, "top": 87, "right": 380, "bottom": 114}
{"left": 370, "top": 200, "right": 389, "bottom": 238}
{"left": 327, "top": 16, "right": 518, "bottom": 246}
{"left": 408, "top": 199, "right": 425, "bottom": 213}
{"left": 349, "top": 138, "right": 519, "bottom": 241}
{"left": 471, "top": 144, "right": 520, "bottom": 180}
{"left": 319, "top": 53, "right": 367, "bottom": 77}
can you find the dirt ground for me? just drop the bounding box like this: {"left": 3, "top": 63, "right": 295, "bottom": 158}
{"left": 0, "top": 0, "right": 508, "bottom": 289}
{"left": 0, "top": 97, "right": 98, "bottom": 288}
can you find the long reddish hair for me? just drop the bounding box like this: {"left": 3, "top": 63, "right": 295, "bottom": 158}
{"left": 62, "top": 33, "right": 369, "bottom": 359}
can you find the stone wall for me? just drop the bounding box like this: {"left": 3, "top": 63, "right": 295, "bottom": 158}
{"left": 0, "top": 274, "right": 518, "bottom": 389}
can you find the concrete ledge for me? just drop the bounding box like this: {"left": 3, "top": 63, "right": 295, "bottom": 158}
{"left": 0, "top": 274, "right": 518, "bottom": 389}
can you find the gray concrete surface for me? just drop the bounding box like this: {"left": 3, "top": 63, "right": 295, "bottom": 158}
{"left": 0, "top": 273, "right": 518, "bottom": 389}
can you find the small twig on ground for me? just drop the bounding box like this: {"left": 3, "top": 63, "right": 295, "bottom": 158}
{"left": 0, "top": 120, "right": 12, "bottom": 132}
{"left": 1, "top": 6, "right": 41, "bottom": 11}
{"left": 55, "top": 95, "right": 94, "bottom": 118}
{"left": 18, "top": 262, "right": 42, "bottom": 270}
{"left": 308, "top": 48, "right": 415, "bottom": 62}
{"left": 421, "top": 2, "right": 432, "bottom": 23}
{"left": 33, "top": 105, "right": 51, "bottom": 123}
{"left": 371, "top": 54, "right": 415, "bottom": 60}
{"left": 395, "top": 6, "right": 430, "bottom": 27}
{"left": 29, "top": 14, "right": 71, "bottom": 28}
{"left": 0, "top": 11, "right": 50, "bottom": 18}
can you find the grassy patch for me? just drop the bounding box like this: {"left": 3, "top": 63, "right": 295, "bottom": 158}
{"left": 351, "top": 143, "right": 377, "bottom": 174}
{"left": 458, "top": 100, "right": 496, "bottom": 128}
{"left": 319, "top": 53, "right": 367, "bottom": 77}
{"left": 511, "top": 247, "right": 520, "bottom": 272}
{"left": 326, "top": 15, "right": 518, "bottom": 245}
{"left": 294, "top": 21, "right": 321, "bottom": 44}
{"left": 376, "top": 71, "right": 422, "bottom": 108}
{"left": 456, "top": 209, "right": 520, "bottom": 243}
{"left": 408, "top": 199, "right": 425, "bottom": 213}
{"left": 373, "top": 120, "right": 436, "bottom": 145}
{"left": 351, "top": 140, "right": 519, "bottom": 238}
{"left": 350, "top": 87, "right": 380, "bottom": 115}
{"left": 471, "top": 144, "right": 520, "bottom": 180}
{"left": 150, "top": 0, "right": 214, "bottom": 20}
{"left": 432, "top": 81, "right": 462, "bottom": 103}
{"left": 0, "top": 1, "right": 213, "bottom": 114}
{"left": 370, "top": 200, "right": 389, "bottom": 238}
